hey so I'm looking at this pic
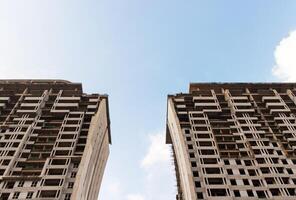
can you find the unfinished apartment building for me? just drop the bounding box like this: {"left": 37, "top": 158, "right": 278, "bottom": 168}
{"left": 166, "top": 83, "right": 296, "bottom": 200}
{"left": 0, "top": 80, "right": 111, "bottom": 200}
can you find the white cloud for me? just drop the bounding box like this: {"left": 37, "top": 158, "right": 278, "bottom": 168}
{"left": 272, "top": 30, "right": 296, "bottom": 81}
{"left": 98, "top": 178, "right": 123, "bottom": 200}
{"left": 136, "top": 131, "right": 176, "bottom": 200}
{"left": 99, "top": 131, "right": 175, "bottom": 200}
{"left": 126, "top": 194, "right": 145, "bottom": 200}
{"left": 141, "top": 131, "right": 170, "bottom": 168}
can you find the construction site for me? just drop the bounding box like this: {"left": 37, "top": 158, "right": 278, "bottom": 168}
{"left": 0, "top": 80, "right": 111, "bottom": 200}
{"left": 167, "top": 83, "right": 296, "bottom": 199}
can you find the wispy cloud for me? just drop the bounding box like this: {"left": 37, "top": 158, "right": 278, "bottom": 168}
{"left": 138, "top": 130, "right": 175, "bottom": 200}
{"left": 272, "top": 30, "right": 296, "bottom": 81}
{"left": 141, "top": 131, "right": 170, "bottom": 169}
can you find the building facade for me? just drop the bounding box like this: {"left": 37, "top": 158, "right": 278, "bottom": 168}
{"left": 166, "top": 83, "right": 296, "bottom": 199}
{"left": 0, "top": 80, "right": 111, "bottom": 200}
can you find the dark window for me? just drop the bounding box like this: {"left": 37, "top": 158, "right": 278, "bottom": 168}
{"left": 235, "top": 160, "right": 242, "bottom": 165}
{"left": 6, "top": 182, "right": 15, "bottom": 189}
{"left": 197, "top": 193, "right": 203, "bottom": 199}
{"left": 282, "top": 159, "right": 288, "bottom": 164}
{"left": 243, "top": 179, "right": 249, "bottom": 185}
{"left": 26, "top": 192, "right": 34, "bottom": 199}
{"left": 227, "top": 169, "right": 233, "bottom": 175}
{"left": 31, "top": 181, "right": 38, "bottom": 187}
{"left": 287, "top": 168, "right": 293, "bottom": 175}
{"left": 193, "top": 171, "right": 199, "bottom": 177}
{"left": 195, "top": 181, "right": 201, "bottom": 187}
{"left": 270, "top": 189, "right": 280, "bottom": 196}
{"left": 230, "top": 179, "right": 236, "bottom": 185}
{"left": 247, "top": 190, "right": 254, "bottom": 197}
{"left": 256, "top": 191, "right": 266, "bottom": 198}
{"left": 12, "top": 192, "right": 20, "bottom": 199}
{"left": 239, "top": 169, "right": 245, "bottom": 175}
{"left": 234, "top": 190, "right": 240, "bottom": 197}
{"left": 191, "top": 162, "right": 197, "bottom": 167}
{"left": 68, "top": 182, "right": 74, "bottom": 188}
{"left": 18, "top": 181, "right": 24, "bottom": 187}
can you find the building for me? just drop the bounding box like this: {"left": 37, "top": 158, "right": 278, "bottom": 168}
{"left": 0, "top": 80, "right": 111, "bottom": 200}
{"left": 166, "top": 83, "right": 296, "bottom": 200}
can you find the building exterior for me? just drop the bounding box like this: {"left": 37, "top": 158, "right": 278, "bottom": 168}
{"left": 0, "top": 80, "right": 111, "bottom": 200}
{"left": 166, "top": 83, "right": 296, "bottom": 200}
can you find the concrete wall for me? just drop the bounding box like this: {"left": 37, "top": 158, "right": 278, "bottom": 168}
{"left": 72, "top": 99, "right": 110, "bottom": 200}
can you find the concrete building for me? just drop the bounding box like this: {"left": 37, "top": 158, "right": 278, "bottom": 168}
{"left": 166, "top": 83, "right": 296, "bottom": 200}
{"left": 0, "top": 80, "right": 111, "bottom": 200}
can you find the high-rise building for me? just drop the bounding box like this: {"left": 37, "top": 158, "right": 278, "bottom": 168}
{"left": 0, "top": 80, "right": 111, "bottom": 200}
{"left": 166, "top": 83, "right": 296, "bottom": 200}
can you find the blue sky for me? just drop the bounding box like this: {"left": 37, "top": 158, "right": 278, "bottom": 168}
{"left": 1, "top": 1, "right": 296, "bottom": 200}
